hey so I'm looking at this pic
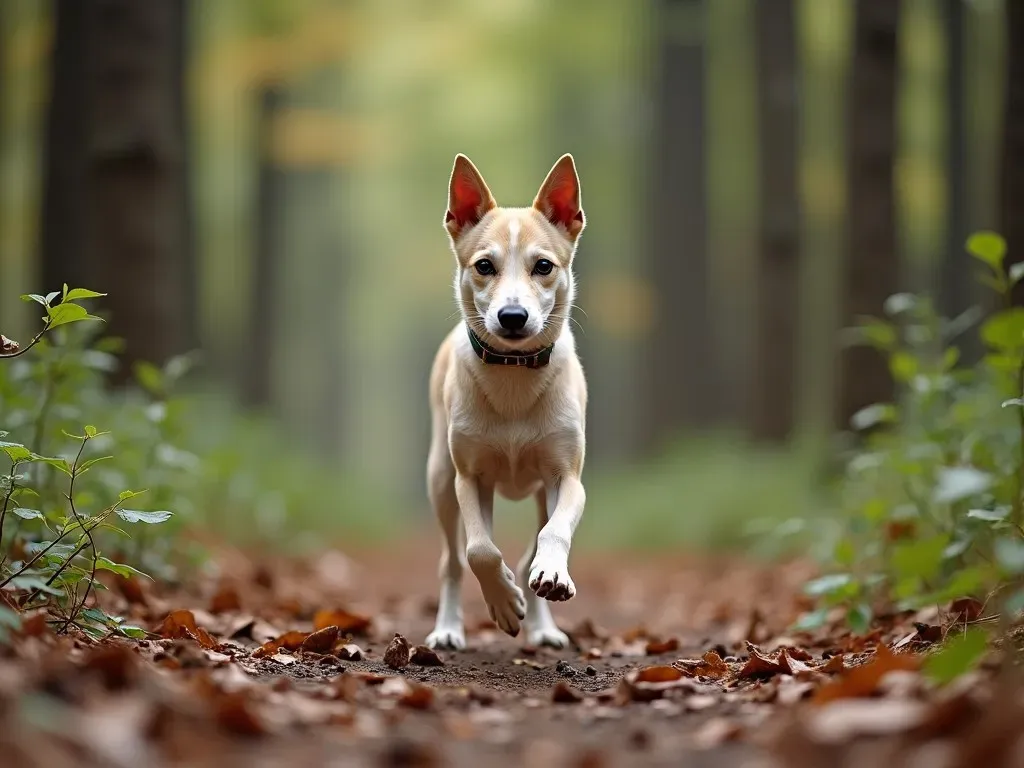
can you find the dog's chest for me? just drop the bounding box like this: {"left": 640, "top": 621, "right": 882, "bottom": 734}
{"left": 450, "top": 417, "right": 548, "bottom": 498}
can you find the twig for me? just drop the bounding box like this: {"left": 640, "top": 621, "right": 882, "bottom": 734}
{"left": 0, "top": 321, "right": 52, "bottom": 360}
{"left": 0, "top": 461, "right": 19, "bottom": 570}
{"left": 60, "top": 440, "right": 97, "bottom": 633}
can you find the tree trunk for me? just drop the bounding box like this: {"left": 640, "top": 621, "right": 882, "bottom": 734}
{"left": 240, "top": 85, "right": 284, "bottom": 410}
{"left": 836, "top": 0, "right": 902, "bottom": 432}
{"left": 39, "top": 0, "right": 89, "bottom": 295}
{"left": 939, "top": 0, "right": 975, "bottom": 352}
{"left": 641, "top": 0, "right": 719, "bottom": 451}
{"left": 750, "top": 0, "right": 801, "bottom": 443}
{"left": 1003, "top": 0, "right": 1024, "bottom": 305}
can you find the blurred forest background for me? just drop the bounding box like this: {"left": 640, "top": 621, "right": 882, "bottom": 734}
{"left": 0, "top": 0, "right": 1018, "bottom": 552}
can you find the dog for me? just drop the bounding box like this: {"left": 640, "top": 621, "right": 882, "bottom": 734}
{"left": 424, "top": 154, "right": 589, "bottom": 650}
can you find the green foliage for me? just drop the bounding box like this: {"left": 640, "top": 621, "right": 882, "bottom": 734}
{"left": 797, "top": 233, "right": 1024, "bottom": 668}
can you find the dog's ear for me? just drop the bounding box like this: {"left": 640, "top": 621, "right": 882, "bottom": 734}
{"left": 446, "top": 154, "right": 496, "bottom": 239}
{"left": 533, "top": 154, "right": 585, "bottom": 241}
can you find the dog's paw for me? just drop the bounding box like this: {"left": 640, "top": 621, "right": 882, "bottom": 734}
{"left": 528, "top": 557, "right": 576, "bottom": 602}
{"left": 478, "top": 562, "right": 526, "bottom": 637}
{"left": 425, "top": 625, "right": 466, "bottom": 651}
{"left": 526, "top": 624, "right": 571, "bottom": 649}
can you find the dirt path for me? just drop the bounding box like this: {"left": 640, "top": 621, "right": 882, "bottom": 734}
{"left": 0, "top": 535, "right": 1013, "bottom": 767}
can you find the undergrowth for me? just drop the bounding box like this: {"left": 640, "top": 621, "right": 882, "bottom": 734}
{"left": 791, "top": 232, "right": 1024, "bottom": 678}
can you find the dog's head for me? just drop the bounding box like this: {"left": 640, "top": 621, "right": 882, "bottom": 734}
{"left": 444, "top": 154, "right": 585, "bottom": 352}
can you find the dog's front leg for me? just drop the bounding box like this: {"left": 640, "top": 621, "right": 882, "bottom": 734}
{"left": 455, "top": 472, "right": 526, "bottom": 636}
{"left": 529, "top": 474, "right": 585, "bottom": 602}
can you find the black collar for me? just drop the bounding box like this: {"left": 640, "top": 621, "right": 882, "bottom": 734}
{"left": 467, "top": 327, "right": 554, "bottom": 368}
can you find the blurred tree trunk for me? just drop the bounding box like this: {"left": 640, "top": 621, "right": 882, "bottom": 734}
{"left": 750, "top": 0, "right": 800, "bottom": 443}
{"left": 40, "top": 0, "right": 89, "bottom": 295}
{"left": 241, "top": 85, "right": 283, "bottom": 410}
{"left": 836, "top": 0, "right": 902, "bottom": 432}
{"left": 640, "top": 0, "right": 720, "bottom": 451}
{"left": 939, "top": 0, "right": 976, "bottom": 356}
{"left": 40, "top": 0, "right": 190, "bottom": 384}
{"left": 173, "top": 0, "right": 199, "bottom": 353}
{"left": 1004, "top": 0, "right": 1024, "bottom": 305}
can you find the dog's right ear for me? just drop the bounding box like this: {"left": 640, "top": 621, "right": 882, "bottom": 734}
{"left": 445, "top": 154, "right": 496, "bottom": 240}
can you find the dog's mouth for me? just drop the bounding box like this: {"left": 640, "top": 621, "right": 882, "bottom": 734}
{"left": 495, "top": 329, "right": 530, "bottom": 340}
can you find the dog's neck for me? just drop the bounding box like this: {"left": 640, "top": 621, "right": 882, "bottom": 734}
{"left": 466, "top": 326, "right": 554, "bottom": 369}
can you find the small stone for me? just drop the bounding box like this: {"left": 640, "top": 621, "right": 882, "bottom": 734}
{"left": 585, "top": 665, "right": 598, "bottom": 676}
{"left": 384, "top": 633, "right": 412, "bottom": 669}
{"left": 556, "top": 660, "right": 577, "bottom": 677}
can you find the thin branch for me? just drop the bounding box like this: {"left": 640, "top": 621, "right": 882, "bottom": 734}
{"left": 60, "top": 440, "right": 96, "bottom": 633}
{"left": 0, "top": 461, "right": 20, "bottom": 570}
{"left": 0, "top": 320, "right": 52, "bottom": 360}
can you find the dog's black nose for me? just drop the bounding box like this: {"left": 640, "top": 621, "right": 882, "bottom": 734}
{"left": 497, "top": 306, "right": 529, "bottom": 332}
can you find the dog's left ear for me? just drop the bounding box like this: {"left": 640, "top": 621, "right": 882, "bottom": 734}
{"left": 533, "top": 154, "right": 585, "bottom": 241}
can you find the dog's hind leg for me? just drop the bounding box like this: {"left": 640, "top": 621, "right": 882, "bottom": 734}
{"left": 425, "top": 427, "right": 467, "bottom": 650}
{"left": 516, "top": 488, "right": 571, "bottom": 648}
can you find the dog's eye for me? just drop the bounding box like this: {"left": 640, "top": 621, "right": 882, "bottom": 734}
{"left": 474, "top": 259, "right": 496, "bottom": 276}
{"left": 532, "top": 259, "right": 554, "bottom": 276}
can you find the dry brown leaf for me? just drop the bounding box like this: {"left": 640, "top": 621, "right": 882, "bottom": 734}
{"left": 676, "top": 650, "right": 730, "bottom": 679}
{"left": 209, "top": 582, "right": 242, "bottom": 614}
{"left": 949, "top": 597, "right": 983, "bottom": 624}
{"left": 300, "top": 625, "right": 340, "bottom": 654}
{"left": 157, "top": 609, "right": 217, "bottom": 650}
{"left": 253, "top": 630, "right": 309, "bottom": 658}
{"left": 313, "top": 608, "right": 372, "bottom": 635}
{"left": 645, "top": 637, "right": 680, "bottom": 655}
{"left": 635, "top": 665, "right": 684, "bottom": 684}
{"left": 819, "top": 654, "right": 846, "bottom": 675}
{"left": 269, "top": 652, "right": 296, "bottom": 666}
{"left": 214, "top": 691, "right": 265, "bottom": 737}
{"left": 0, "top": 334, "right": 19, "bottom": 354}
{"left": 384, "top": 633, "right": 411, "bottom": 669}
{"left": 620, "top": 665, "right": 693, "bottom": 703}
{"left": 812, "top": 645, "right": 920, "bottom": 705}
{"left": 410, "top": 645, "right": 445, "bottom": 666}
{"left": 621, "top": 625, "right": 650, "bottom": 643}
{"left": 552, "top": 681, "right": 584, "bottom": 704}
{"left": 115, "top": 575, "right": 148, "bottom": 606}
{"left": 399, "top": 683, "right": 435, "bottom": 710}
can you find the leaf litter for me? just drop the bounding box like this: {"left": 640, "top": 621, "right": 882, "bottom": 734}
{"left": 0, "top": 542, "right": 1018, "bottom": 766}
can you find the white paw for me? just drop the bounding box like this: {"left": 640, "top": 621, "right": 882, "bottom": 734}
{"left": 526, "top": 624, "right": 571, "bottom": 649}
{"left": 425, "top": 625, "right": 466, "bottom": 651}
{"left": 528, "top": 555, "right": 575, "bottom": 602}
{"left": 478, "top": 562, "right": 526, "bottom": 637}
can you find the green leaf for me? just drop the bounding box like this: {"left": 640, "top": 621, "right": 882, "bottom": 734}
{"left": 981, "top": 309, "right": 1024, "bottom": 350}
{"left": 2, "top": 576, "right": 62, "bottom": 595}
{"left": 46, "top": 302, "right": 92, "bottom": 329}
{"left": 116, "top": 509, "right": 172, "bottom": 524}
{"left": 933, "top": 467, "right": 992, "bottom": 504}
{"left": 77, "top": 456, "right": 113, "bottom": 474}
{"left": 44, "top": 291, "right": 60, "bottom": 305}
{"left": 0, "top": 604, "right": 21, "bottom": 630}
{"left": 967, "top": 231, "right": 1008, "bottom": 269}
{"left": 966, "top": 507, "right": 1010, "bottom": 523}
{"left": 924, "top": 628, "right": 988, "bottom": 685}
{"left": 994, "top": 537, "right": 1024, "bottom": 574}
{"left": 833, "top": 538, "right": 856, "bottom": 568}
{"left": 850, "top": 403, "right": 897, "bottom": 431}
{"left": 803, "top": 573, "right": 853, "bottom": 597}
{"left": 846, "top": 604, "right": 873, "bottom": 635}
{"left": 20, "top": 293, "right": 48, "bottom": 306}
{"left": 84, "top": 425, "right": 97, "bottom": 438}
{"left": 892, "top": 535, "right": 948, "bottom": 581}
{"left": 1, "top": 445, "right": 32, "bottom": 463}
{"left": 790, "top": 609, "right": 829, "bottom": 632}
{"left": 116, "top": 624, "right": 148, "bottom": 640}
{"left": 883, "top": 293, "right": 917, "bottom": 316}
{"left": 63, "top": 288, "right": 106, "bottom": 302}
{"left": 30, "top": 456, "right": 71, "bottom": 475}
{"left": 118, "top": 489, "right": 145, "bottom": 502}
{"left": 889, "top": 351, "right": 918, "bottom": 382}
{"left": 1011, "top": 262, "right": 1024, "bottom": 286}
{"left": 1002, "top": 398, "right": 1024, "bottom": 408}
{"left": 12, "top": 508, "right": 43, "bottom": 520}
{"left": 95, "top": 557, "right": 150, "bottom": 580}
{"left": 134, "top": 362, "right": 164, "bottom": 395}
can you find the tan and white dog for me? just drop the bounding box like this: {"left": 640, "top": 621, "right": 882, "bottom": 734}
{"left": 424, "top": 154, "right": 588, "bottom": 650}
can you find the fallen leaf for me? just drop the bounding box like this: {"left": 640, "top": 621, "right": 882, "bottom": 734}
{"left": 645, "top": 637, "right": 680, "bottom": 655}
{"left": 83, "top": 643, "right": 139, "bottom": 690}
{"left": 253, "top": 630, "right": 309, "bottom": 658}
{"left": 313, "top": 608, "right": 372, "bottom": 635}
{"left": 635, "top": 665, "right": 684, "bottom": 684}
{"left": 209, "top": 582, "right": 242, "bottom": 614}
{"left": 621, "top": 625, "right": 649, "bottom": 643}
{"left": 949, "top": 597, "right": 983, "bottom": 624}
{"left": 737, "top": 643, "right": 814, "bottom": 680}
{"left": 337, "top": 644, "right": 363, "bottom": 661}
{"left": 115, "top": 575, "right": 148, "bottom": 606}
{"left": 301, "top": 625, "right": 340, "bottom": 654}
{"left": 819, "top": 655, "right": 846, "bottom": 674}
{"left": 384, "top": 633, "right": 411, "bottom": 669}
{"left": 812, "top": 646, "right": 920, "bottom": 705}
{"left": 551, "top": 680, "right": 584, "bottom": 704}
{"left": 157, "top": 609, "right": 217, "bottom": 650}
{"left": 399, "top": 683, "right": 435, "bottom": 710}
{"left": 569, "top": 617, "right": 606, "bottom": 643}
{"left": 269, "top": 653, "right": 296, "bottom": 666}
{"left": 410, "top": 645, "right": 445, "bottom": 666}
{"left": 0, "top": 334, "right": 19, "bottom": 354}
{"left": 807, "top": 698, "right": 927, "bottom": 743}
{"left": 214, "top": 691, "right": 265, "bottom": 737}
{"left": 620, "top": 665, "right": 694, "bottom": 702}
{"left": 693, "top": 717, "right": 743, "bottom": 750}
{"left": 676, "top": 650, "right": 730, "bottom": 679}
